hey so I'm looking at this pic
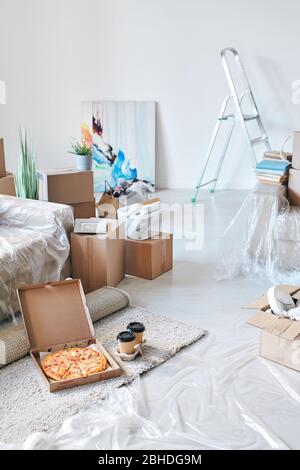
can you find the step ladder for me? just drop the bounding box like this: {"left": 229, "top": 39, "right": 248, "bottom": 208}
{"left": 192, "top": 48, "right": 271, "bottom": 203}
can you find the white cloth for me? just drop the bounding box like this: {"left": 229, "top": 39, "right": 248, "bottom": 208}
{"left": 118, "top": 201, "right": 161, "bottom": 240}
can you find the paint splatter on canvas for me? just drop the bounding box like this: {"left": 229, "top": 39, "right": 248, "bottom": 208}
{"left": 81, "top": 101, "right": 156, "bottom": 192}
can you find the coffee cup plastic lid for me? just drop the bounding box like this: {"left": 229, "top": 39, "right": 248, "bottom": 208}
{"left": 127, "top": 322, "right": 145, "bottom": 333}
{"left": 117, "top": 331, "right": 136, "bottom": 342}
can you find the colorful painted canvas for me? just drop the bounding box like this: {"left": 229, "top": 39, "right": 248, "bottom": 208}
{"left": 81, "top": 101, "right": 156, "bottom": 192}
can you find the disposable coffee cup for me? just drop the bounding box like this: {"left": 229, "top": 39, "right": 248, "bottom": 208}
{"left": 127, "top": 322, "right": 145, "bottom": 345}
{"left": 117, "top": 331, "right": 136, "bottom": 355}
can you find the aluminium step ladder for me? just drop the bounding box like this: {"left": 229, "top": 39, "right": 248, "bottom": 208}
{"left": 192, "top": 47, "right": 271, "bottom": 203}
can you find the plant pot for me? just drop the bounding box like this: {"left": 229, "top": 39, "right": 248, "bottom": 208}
{"left": 76, "top": 155, "right": 93, "bottom": 171}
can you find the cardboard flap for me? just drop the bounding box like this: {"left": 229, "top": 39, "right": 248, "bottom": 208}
{"left": 247, "top": 310, "right": 300, "bottom": 340}
{"left": 18, "top": 279, "right": 94, "bottom": 350}
{"left": 243, "top": 285, "right": 300, "bottom": 310}
{"left": 280, "top": 321, "right": 300, "bottom": 341}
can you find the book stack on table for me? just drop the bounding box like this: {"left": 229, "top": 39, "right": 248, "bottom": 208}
{"left": 256, "top": 158, "right": 291, "bottom": 186}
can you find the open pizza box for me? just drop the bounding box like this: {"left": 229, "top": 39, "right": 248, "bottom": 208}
{"left": 17, "top": 279, "right": 122, "bottom": 392}
{"left": 245, "top": 285, "right": 300, "bottom": 372}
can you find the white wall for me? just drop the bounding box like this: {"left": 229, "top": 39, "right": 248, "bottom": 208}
{"left": 1, "top": 0, "right": 300, "bottom": 190}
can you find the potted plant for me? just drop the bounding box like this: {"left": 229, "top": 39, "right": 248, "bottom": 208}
{"left": 70, "top": 139, "right": 93, "bottom": 171}
{"left": 15, "top": 129, "right": 39, "bottom": 199}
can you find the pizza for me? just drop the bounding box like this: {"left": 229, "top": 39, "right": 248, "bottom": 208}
{"left": 41, "top": 347, "right": 108, "bottom": 381}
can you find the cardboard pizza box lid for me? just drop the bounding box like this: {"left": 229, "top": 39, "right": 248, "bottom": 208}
{"left": 17, "top": 279, "right": 94, "bottom": 350}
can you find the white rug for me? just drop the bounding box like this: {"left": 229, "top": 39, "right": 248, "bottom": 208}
{"left": 0, "top": 306, "right": 206, "bottom": 444}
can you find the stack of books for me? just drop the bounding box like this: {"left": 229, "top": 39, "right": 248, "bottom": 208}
{"left": 256, "top": 159, "right": 291, "bottom": 185}
{"left": 264, "top": 150, "right": 292, "bottom": 162}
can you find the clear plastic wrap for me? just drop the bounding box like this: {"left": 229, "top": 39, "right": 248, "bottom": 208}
{"left": 0, "top": 195, "right": 74, "bottom": 321}
{"left": 218, "top": 183, "right": 300, "bottom": 283}
{"left": 3, "top": 328, "right": 300, "bottom": 450}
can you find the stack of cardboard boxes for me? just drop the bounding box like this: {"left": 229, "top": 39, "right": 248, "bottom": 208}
{"left": 70, "top": 200, "right": 173, "bottom": 294}
{"left": 38, "top": 169, "right": 96, "bottom": 218}
{"left": 0, "top": 139, "right": 16, "bottom": 196}
{"left": 288, "top": 132, "right": 300, "bottom": 206}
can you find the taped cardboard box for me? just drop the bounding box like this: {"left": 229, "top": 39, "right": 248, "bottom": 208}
{"left": 38, "top": 169, "right": 94, "bottom": 204}
{"left": 0, "top": 172, "right": 16, "bottom": 196}
{"left": 71, "top": 220, "right": 125, "bottom": 294}
{"left": 17, "top": 279, "right": 122, "bottom": 392}
{"left": 288, "top": 168, "right": 300, "bottom": 206}
{"left": 70, "top": 199, "right": 96, "bottom": 219}
{"left": 292, "top": 131, "right": 300, "bottom": 170}
{"left": 125, "top": 233, "right": 173, "bottom": 280}
{"left": 246, "top": 285, "right": 300, "bottom": 372}
{"left": 0, "top": 138, "right": 6, "bottom": 178}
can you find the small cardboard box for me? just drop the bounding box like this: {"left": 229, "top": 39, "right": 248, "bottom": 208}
{"left": 246, "top": 285, "right": 300, "bottom": 372}
{"left": 70, "top": 199, "right": 96, "bottom": 219}
{"left": 125, "top": 233, "right": 173, "bottom": 280}
{"left": 96, "top": 193, "right": 123, "bottom": 219}
{"left": 0, "top": 172, "right": 16, "bottom": 196}
{"left": 0, "top": 138, "right": 6, "bottom": 178}
{"left": 17, "top": 279, "right": 122, "bottom": 392}
{"left": 288, "top": 168, "right": 300, "bottom": 206}
{"left": 38, "top": 169, "right": 94, "bottom": 204}
{"left": 293, "top": 131, "right": 300, "bottom": 170}
{"left": 71, "top": 220, "right": 125, "bottom": 294}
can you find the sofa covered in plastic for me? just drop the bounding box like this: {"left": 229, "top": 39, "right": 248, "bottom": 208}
{"left": 0, "top": 195, "right": 73, "bottom": 321}
{"left": 220, "top": 183, "right": 300, "bottom": 283}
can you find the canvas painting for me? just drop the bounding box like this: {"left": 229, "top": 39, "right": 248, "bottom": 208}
{"left": 81, "top": 101, "right": 156, "bottom": 192}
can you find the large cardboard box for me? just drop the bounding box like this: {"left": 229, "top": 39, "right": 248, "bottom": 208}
{"left": 125, "top": 233, "right": 173, "bottom": 280}
{"left": 0, "top": 172, "right": 16, "bottom": 196}
{"left": 17, "top": 279, "right": 122, "bottom": 392}
{"left": 246, "top": 285, "right": 300, "bottom": 372}
{"left": 38, "top": 169, "right": 94, "bottom": 204}
{"left": 288, "top": 168, "right": 300, "bottom": 206}
{"left": 71, "top": 221, "right": 125, "bottom": 293}
{"left": 70, "top": 199, "right": 96, "bottom": 219}
{"left": 293, "top": 131, "right": 300, "bottom": 170}
{"left": 0, "top": 138, "right": 6, "bottom": 178}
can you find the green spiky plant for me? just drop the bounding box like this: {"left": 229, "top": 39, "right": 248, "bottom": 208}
{"left": 15, "top": 129, "right": 38, "bottom": 199}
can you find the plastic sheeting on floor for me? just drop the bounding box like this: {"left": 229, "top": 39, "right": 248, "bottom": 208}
{"left": 2, "top": 312, "right": 300, "bottom": 450}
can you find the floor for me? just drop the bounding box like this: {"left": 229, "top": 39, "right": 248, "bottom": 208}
{"left": 5, "top": 189, "right": 300, "bottom": 449}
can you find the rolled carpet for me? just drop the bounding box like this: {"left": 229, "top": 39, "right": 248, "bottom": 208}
{"left": 0, "top": 287, "right": 130, "bottom": 367}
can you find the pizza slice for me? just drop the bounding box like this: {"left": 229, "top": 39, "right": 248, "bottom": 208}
{"left": 42, "top": 362, "right": 71, "bottom": 381}
{"left": 77, "top": 349, "right": 108, "bottom": 377}
{"left": 62, "top": 363, "right": 84, "bottom": 380}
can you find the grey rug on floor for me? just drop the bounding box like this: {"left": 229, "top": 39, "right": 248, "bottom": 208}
{"left": 0, "top": 306, "right": 206, "bottom": 444}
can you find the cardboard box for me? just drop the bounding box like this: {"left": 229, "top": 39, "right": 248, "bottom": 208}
{"left": 71, "top": 221, "right": 125, "bottom": 293}
{"left": 17, "top": 279, "right": 122, "bottom": 392}
{"left": 38, "top": 169, "right": 94, "bottom": 204}
{"left": 0, "top": 138, "right": 6, "bottom": 178}
{"left": 0, "top": 172, "right": 16, "bottom": 196}
{"left": 288, "top": 168, "right": 300, "bottom": 206}
{"left": 70, "top": 199, "right": 96, "bottom": 219}
{"left": 246, "top": 285, "right": 300, "bottom": 372}
{"left": 125, "top": 233, "right": 173, "bottom": 280}
{"left": 293, "top": 131, "right": 300, "bottom": 169}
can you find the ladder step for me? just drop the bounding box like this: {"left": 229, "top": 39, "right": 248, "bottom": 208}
{"left": 220, "top": 113, "right": 258, "bottom": 121}
{"left": 251, "top": 135, "right": 268, "bottom": 146}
